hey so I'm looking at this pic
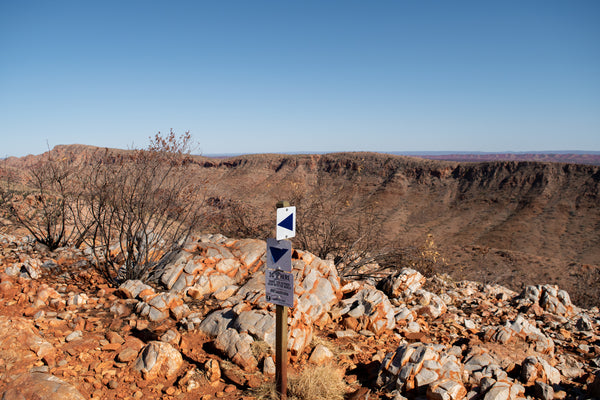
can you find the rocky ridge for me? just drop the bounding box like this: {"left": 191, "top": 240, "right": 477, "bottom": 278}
{"left": 3, "top": 148, "right": 600, "bottom": 309}
{"left": 0, "top": 232, "right": 598, "bottom": 399}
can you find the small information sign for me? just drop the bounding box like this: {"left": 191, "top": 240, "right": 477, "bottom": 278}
{"left": 266, "top": 238, "right": 292, "bottom": 272}
{"left": 265, "top": 269, "right": 294, "bottom": 308}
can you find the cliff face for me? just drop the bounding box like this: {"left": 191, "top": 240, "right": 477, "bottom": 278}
{"left": 195, "top": 152, "right": 600, "bottom": 306}
{"left": 201, "top": 152, "right": 600, "bottom": 266}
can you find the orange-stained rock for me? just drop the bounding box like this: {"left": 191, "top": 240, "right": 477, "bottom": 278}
{"left": 204, "top": 358, "right": 221, "bottom": 382}
{"left": 2, "top": 372, "right": 86, "bottom": 400}
{"left": 309, "top": 344, "right": 334, "bottom": 364}
{"left": 378, "top": 268, "right": 426, "bottom": 299}
{"left": 0, "top": 315, "right": 55, "bottom": 373}
{"left": 134, "top": 341, "right": 183, "bottom": 380}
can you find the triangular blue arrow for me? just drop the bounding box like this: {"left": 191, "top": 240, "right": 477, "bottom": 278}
{"left": 278, "top": 213, "right": 294, "bottom": 231}
{"left": 270, "top": 246, "right": 288, "bottom": 264}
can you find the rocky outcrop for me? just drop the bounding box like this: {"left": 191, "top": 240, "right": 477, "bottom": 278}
{"left": 514, "top": 284, "right": 577, "bottom": 316}
{"left": 378, "top": 268, "right": 426, "bottom": 299}
{"left": 376, "top": 342, "right": 465, "bottom": 394}
{"left": 483, "top": 314, "right": 555, "bottom": 355}
{"left": 0, "top": 231, "right": 599, "bottom": 399}
{"left": 332, "top": 286, "right": 396, "bottom": 335}
{"left": 189, "top": 245, "right": 343, "bottom": 359}
{"left": 161, "top": 235, "right": 265, "bottom": 295}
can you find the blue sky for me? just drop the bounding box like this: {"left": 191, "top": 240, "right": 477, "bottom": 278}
{"left": 1, "top": 1, "right": 599, "bottom": 157}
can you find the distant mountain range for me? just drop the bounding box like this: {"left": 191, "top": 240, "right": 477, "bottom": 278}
{"left": 395, "top": 152, "right": 600, "bottom": 165}
{"left": 392, "top": 150, "right": 600, "bottom": 155}
{"left": 207, "top": 151, "right": 600, "bottom": 165}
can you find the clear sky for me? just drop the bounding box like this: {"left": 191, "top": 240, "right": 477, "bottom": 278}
{"left": 1, "top": 1, "right": 599, "bottom": 157}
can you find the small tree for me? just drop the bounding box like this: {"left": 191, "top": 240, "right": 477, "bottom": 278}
{"left": 79, "top": 131, "right": 205, "bottom": 284}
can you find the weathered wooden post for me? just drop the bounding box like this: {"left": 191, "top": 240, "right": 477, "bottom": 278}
{"left": 275, "top": 300, "right": 288, "bottom": 399}
{"left": 264, "top": 200, "right": 296, "bottom": 399}
{"left": 275, "top": 200, "right": 289, "bottom": 399}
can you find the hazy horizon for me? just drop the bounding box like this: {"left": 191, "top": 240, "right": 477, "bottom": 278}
{"left": 7, "top": 144, "right": 600, "bottom": 160}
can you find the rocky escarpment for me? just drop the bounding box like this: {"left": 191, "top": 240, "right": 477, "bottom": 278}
{"left": 0, "top": 232, "right": 599, "bottom": 400}
{"left": 200, "top": 152, "right": 600, "bottom": 265}
{"left": 3, "top": 146, "right": 599, "bottom": 305}
{"left": 194, "top": 152, "right": 600, "bottom": 307}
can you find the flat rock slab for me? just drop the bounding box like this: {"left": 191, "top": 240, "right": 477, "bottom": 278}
{"left": 0, "top": 316, "right": 55, "bottom": 372}
{"left": 1, "top": 372, "right": 85, "bottom": 400}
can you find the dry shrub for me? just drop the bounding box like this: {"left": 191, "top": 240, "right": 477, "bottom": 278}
{"left": 251, "top": 364, "right": 347, "bottom": 400}
{"left": 75, "top": 130, "right": 206, "bottom": 284}
{"left": 251, "top": 382, "right": 278, "bottom": 400}
{"left": 288, "top": 364, "right": 347, "bottom": 400}
{"left": 1, "top": 149, "right": 82, "bottom": 250}
{"left": 251, "top": 340, "right": 272, "bottom": 360}
{"left": 405, "top": 233, "right": 445, "bottom": 277}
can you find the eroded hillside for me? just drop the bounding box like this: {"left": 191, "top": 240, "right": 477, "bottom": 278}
{"left": 193, "top": 152, "right": 600, "bottom": 307}
{"left": 3, "top": 148, "right": 599, "bottom": 307}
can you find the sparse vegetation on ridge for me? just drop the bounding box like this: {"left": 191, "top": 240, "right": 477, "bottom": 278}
{"left": 1, "top": 131, "right": 206, "bottom": 285}
{"left": 74, "top": 131, "right": 206, "bottom": 284}
{"left": 0, "top": 149, "right": 81, "bottom": 250}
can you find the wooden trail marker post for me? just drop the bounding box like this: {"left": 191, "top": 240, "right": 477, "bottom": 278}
{"left": 266, "top": 201, "right": 296, "bottom": 400}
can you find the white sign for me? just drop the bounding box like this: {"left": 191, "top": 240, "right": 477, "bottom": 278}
{"left": 265, "top": 269, "right": 294, "bottom": 308}
{"left": 276, "top": 206, "right": 296, "bottom": 240}
{"left": 266, "top": 238, "right": 292, "bottom": 272}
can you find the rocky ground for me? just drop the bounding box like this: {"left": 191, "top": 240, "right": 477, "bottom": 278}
{"left": 0, "top": 232, "right": 599, "bottom": 400}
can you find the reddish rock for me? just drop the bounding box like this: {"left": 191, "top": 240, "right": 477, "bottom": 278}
{"left": 204, "top": 359, "right": 221, "bottom": 383}
{"left": 105, "top": 330, "right": 125, "bottom": 344}
{"left": 0, "top": 315, "right": 55, "bottom": 372}
{"left": 134, "top": 341, "right": 183, "bottom": 380}
{"left": 309, "top": 344, "right": 334, "bottom": 364}
{"left": 2, "top": 372, "right": 85, "bottom": 400}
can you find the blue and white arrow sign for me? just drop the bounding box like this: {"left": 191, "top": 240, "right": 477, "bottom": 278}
{"left": 276, "top": 206, "right": 296, "bottom": 240}
{"left": 266, "top": 238, "right": 292, "bottom": 272}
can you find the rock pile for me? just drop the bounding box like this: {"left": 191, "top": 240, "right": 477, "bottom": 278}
{"left": 0, "top": 232, "right": 598, "bottom": 400}
{"left": 515, "top": 284, "right": 577, "bottom": 317}
{"left": 186, "top": 242, "right": 343, "bottom": 359}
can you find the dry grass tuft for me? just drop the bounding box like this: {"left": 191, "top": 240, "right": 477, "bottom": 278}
{"left": 251, "top": 382, "right": 278, "bottom": 400}
{"left": 251, "top": 340, "right": 273, "bottom": 360}
{"left": 289, "top": 364, "right": 347, "bottom": 400}
{"left": 250, "top": 364, "right": 348, "bottom": 400}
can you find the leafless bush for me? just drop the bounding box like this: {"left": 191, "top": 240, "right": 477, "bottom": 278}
{"left": 206, "top": 197, "right": 271, "bottom": 239}
{"left": 0, "top": 150, "right": 81, "bottom": 249}
{"left": 76, "top": 131, "right": 205, "bottom": 284}
{"left": 290, "top": 180, "right": 404, "bottom": 278}
{"left": 290, "top": 178, "right": 446, "bottom": 279}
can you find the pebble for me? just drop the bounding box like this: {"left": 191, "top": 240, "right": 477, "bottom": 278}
{"left": 65, "top": 330, "right": 82, "bottom": 342}
{"left": 107, "top": 380, "right": 118, "bottom": 389}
